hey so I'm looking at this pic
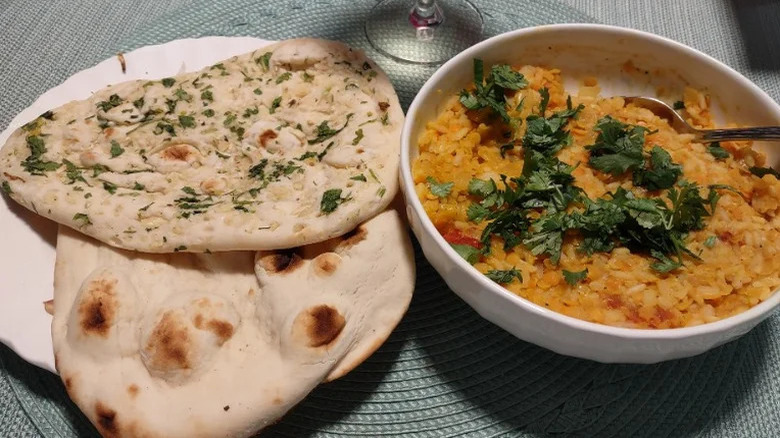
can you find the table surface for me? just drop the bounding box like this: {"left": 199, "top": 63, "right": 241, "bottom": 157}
{"left": 1, "top": 0, "right": 779, "bottom": 437}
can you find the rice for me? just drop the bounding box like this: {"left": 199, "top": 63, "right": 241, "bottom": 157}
{"left": 413, "top": 65, "right": 780, "bottom": 329}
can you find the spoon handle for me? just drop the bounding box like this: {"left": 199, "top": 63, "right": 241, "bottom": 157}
{"left": 697, "top": 126, "right": 780, "bottom": 142}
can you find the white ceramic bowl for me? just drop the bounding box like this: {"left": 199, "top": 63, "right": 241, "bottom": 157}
{"left": 400, "top": 24, "right": 780, "bottom": 363}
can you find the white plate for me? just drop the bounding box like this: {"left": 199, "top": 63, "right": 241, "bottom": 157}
{"left": 0, "top": 36, "right": 274, "bottom": 373}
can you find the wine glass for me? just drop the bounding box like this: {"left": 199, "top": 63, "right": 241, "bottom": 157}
{"left": 365, "top": 0, "right": 483, "bottom": 65}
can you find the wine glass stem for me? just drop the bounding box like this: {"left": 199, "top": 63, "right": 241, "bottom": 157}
{"left": 410, "top": 0, "right": 443, "bottom": 27}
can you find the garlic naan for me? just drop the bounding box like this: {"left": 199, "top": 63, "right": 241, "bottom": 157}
{"left": 0, "top": 39, "right": 402, "bottom": 252}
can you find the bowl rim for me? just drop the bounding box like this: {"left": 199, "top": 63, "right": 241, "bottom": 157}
{"left": 400, "top": 22, "right": 780, "bottom": 340}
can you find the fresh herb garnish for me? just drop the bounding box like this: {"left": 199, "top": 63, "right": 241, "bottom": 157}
{"left": 350, "top": 174, "right": 367, "bottom": 182}
{"left": 308, "top": 114, "right": 354, "bottom": 144}
{"left": 253, "top": 88, "right": 263, "bottom": 95}
{"left": 256, "top": 52, "right": 272, "bottom": 71}
{"left": 21, "top": 136, "right": 61, "bottom": 175}
{"left": 201, "top": 90, "right": 214, "bottom": 102}
{"left": 96, "top": 94, "right": 123, "bottom": 112}
{"left": 586, "top": 116, "right": 647, "bottom": 175}
{"left": 486, "top": 268, "right": 523, "bottom": 284}
{"left": 178, "top": 115, "right": 195, "bottom": 128}
{"left": 459, "top": 59, "right": 528, "bottom": 122}
{"left": 707, "top": 142, "right": 730, "bottom": 160}
{"left": 275, "top": 72, "right": 292, "bottom": 84}
{"left": 450, "top": 243, "right": 481, "bottom": 264}
{"left": 320, "top": 188, "right": 351, "bottom": 214}
{"left": 562, "top": 269, "right": 588, "bottom": 286}
{"left": 352, "top": 129, "right": 364, "bottom": 145}
{"left": 673, "top": 100, "right": 685, "bottom": 110}
{"left": 203, "top": 108, "right": 215, "bottom": 117}
{"left": 1, "top": 181, "right": 12, "bottom": 194}
{"left": 153, "top": 121, "right": 176, "bottom": 136}
{"left": 242, "top": 107, "right": 259, "bottom": 118}
{"left": 73, "top": 213, "right": 92, "bottom": 227}
{"left": 161, "top": 78, "right": 175, "bottom": 87}
{"left": 749, "top": 166, "right": 780, "bottom": 179}
{"left": 269, "top": 96, "right": 282, "bottom": 114}
{"left": 523, "top": 95, "right": 583, "bottom": 156}
{"left": 703, "top": 235, "right": 717, "bottom": 248}
{"left": 317, "top": 142, "right": 335, "bottom": 161}
{"left": 633, "top": 145, "right": 683, "bottom": 190}
{"left": 63, "top": 159, "right": 86, "bottom": 184}
{"left": 102, "top": 181, "right": 118, "bottom": 194}
{"left": 109, "top": 140, "right": 124, "bottom": 158}
{"left": 427, "top": 176, "right": 454, "bottom": 198}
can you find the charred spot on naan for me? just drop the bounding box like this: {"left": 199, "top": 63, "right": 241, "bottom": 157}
{"left": 258, "top": 129, "right": 278, "bottom": 148}
{"left": 312, "top": 253, "right": 341, "bottom": 277}
{"left": 78, "top": 277, "right": 118, "bottom": 337}
{"left": 127, "top": 384, "right": 140, "bottom": 399}
{"left": 337, "top": 224, "right": 367, "bottom": 250}
{"left": 143, "top": 311, "right": 192, "bottom": 372}
{"left": 3, "top": 172, "right": 24, "bottom": 182}
{"left": 192, "top": 313, "right": 235, "bottom": 345}
{"left": 160, "top": 144, "right": 197, "bottom": 161}
{"left": 293, "top": 305, "right": 346, "bottom": 348}
{"left": 95, "top": 402, "right": 120, "bottom": 437}
{"left": 260, "top": 249, "right": 304, "bottom": 274}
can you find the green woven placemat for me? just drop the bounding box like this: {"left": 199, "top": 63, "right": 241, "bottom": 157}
{"left": 1, "top": 1, "right": 779, "bottom": 437}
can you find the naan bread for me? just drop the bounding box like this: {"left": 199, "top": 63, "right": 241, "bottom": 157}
{"left": 52, "top": 209, "right": 414, "bottom": 438}
{"left": 1, "top": 38, "right": 402, "bottom": 253}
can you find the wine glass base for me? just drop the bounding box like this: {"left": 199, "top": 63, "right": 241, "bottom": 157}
{"left": 365, "top": 0, "right": 483, "bottom": 65}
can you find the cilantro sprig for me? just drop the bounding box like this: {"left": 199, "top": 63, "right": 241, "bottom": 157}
{"left": 459, "top": 59, "right": 528, "bottom": 122}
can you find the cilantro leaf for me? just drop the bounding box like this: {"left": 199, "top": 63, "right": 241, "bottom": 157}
{"left": 352, "top": 129, "right": 364, "bottom": 145}
{"left": 522, "top": 97, "right": 583, "bottom": 156}
{"left": 320, "top": 188, "right": 350, "bottom": 214}
{"left": 650, "top": 249, "right": 682, "bottom": 273}
{"left": 749, "top": 166, "right": 780, "bottom": 179}
{"left": 73, "top": 213, "right": 92, "bottom": 227}
{"left": 458, "top": 59, "right": 528, "bottom": 122}
{"left": 308, "top": 114, "right": 353, "bottom": 144}
{"left": 586, "top": 116, "right": 647, "bottom": 175}
{"left": 673, "top": 100, "right": 685, "bottom": 110}
{"left": 269, "top": 96, "right": 282, "bottom": 114}
{"left": 255, "top": 52, "right": 272, "bottom": 71}
{"left": 538, "top": 87, "right": 550, "bottom": 114}
{"left": 178, "top": 115, "right": 196, "bottom": 128}
{"left": 486, "top": 268, "right": 523, "bottom": 284}
{"left": 109, "top": 140, "right": 124, "bottom": 158}
{"left": 450, "top": 243, "right": 481, "bottom": 265}
{"left": 427, "top": 176, "right": 454, "bottom": 198}
{"left": 96, "top": 94, "right": 123, "bottom": 112}
{"left": 707, "top": 142, "right": 730, "bottom": 160}
{"left": 490, "top": 65, "right": 528, "bottom": 90}
{"left": 350, "top": 174, "right": 367, "bottom": 182}
{"left": 562, "top": 269, "right": 588, "bottom": 286}
{"left": 633, "top": 145, "right": 682, "bottom": 190}
{"left": 467, "top": 203, "right": 490, "bottom": 223}
{"left": 102, "top": 181, "right": 118, "bottom": 194}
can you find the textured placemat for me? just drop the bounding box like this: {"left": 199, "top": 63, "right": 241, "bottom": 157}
{"left": 1, "top": 1, "right": 779, "bottom": 437}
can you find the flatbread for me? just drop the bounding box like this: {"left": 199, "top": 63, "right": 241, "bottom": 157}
{"left": 51, "top": 209, "right": 414, "bottom": 437}
{"left": 254, "top": 208, "right": 415, "bottom": 382}
{"left": 1, "top": 38, "right": 402, "bottom": 253}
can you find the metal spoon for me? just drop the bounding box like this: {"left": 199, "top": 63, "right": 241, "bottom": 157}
{"left": 623, "top": 96, "right": 780, "bottom": 142}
